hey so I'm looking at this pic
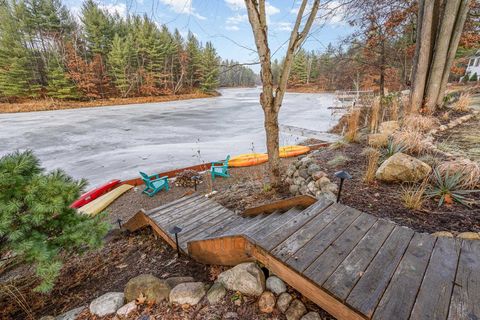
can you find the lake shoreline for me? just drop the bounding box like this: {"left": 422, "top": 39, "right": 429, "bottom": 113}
{"left": 0, "top": 91, "right": 220, "bottom": 114}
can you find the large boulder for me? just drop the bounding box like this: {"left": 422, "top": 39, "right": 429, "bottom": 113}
{"left": 376, "top": 153, "right": 431, "bottom": 183}
{"left": 207, "top": 282, "right": 226, "bottom": 304}
{"left": 165, "top": 276, "right": 195, "bottom": 289}
{"left": 89, "top": 292, "right": 124, "bottom": 317}
{"left": 285, "top": 299, "right": 307, "bottom": 320}
{"left": 277, "top": 293, "right": 293, "bottom": 313}
{"left": 217, "top": 262, "right": 265, "bottom": 296}
{"left": 169, "top": 282, "right": 206, "bottom": 305}
{"left": 124, "top": 274, "right": 171, "bottom": 303}
{"left": 266, "top": 276, "right": 287, "bottom": 295}
{"left": 55, "top": 306, "right": 85, "bottom": 320}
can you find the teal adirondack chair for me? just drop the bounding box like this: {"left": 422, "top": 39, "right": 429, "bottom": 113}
{"left": 139, "top": 172, "right": 170, "bottom": 196}
{"left": 210, "top": 155, "right": 231, "bottom": 180}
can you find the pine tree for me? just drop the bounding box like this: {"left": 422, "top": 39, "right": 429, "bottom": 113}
{"left": 199, "top": 42, "right": 220, "bottom": 92}
{"left": 186, "top": 32, "right": 202, "bottom": 88}
{"left": 46, "top": 57, "right": 79, "bottom": 99}
{"left": 81, "top": 0, "right": 114, "bottom": 57}
{"left": 470, "top": 72, "right": 478, "bottom": 82}
{"left": 108, "top": 34, "right": 133, "bottom": 97}
{"left": 290, "top": 50, "right": 308, "bottom": 85}
{"left": 0, "top": 150, "right": 109, "bottom": 292}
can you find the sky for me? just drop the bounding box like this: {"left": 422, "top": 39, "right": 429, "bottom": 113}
{"left": 64, "top": 0, "right": 354, "bottom": 72}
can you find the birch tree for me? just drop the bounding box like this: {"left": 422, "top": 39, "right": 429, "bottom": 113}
{"left": 244, "top": 0, "right": 320, "bottom": 186}
{"left": 410, "top": 0, "right": 471, "bottom": 112}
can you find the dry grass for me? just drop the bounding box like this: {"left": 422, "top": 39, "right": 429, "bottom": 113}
{"left": 401, "top": 178, "right": 428, "bottom": 210}
{"left": 363, "top": 148, "right": 381, "bottom": 183}
{"left": 437, "top": 159, "right": 480, "bottom": 189}
{"left": 369, "top": 97, "right": 381, "bottom": 133}
{"left": 403, "top": 114, "right": 439, "bottom": 133}
{"left": 441, "top": 111, "right": 450, "bottom": 122}
{"left": 389, "top": 97, "right": 400, "bottom": 121}
{"left": 452, "top": 93, "right": 471, "bottom": 112}
{"left": 345, "top": 108, "right": 361, "bottom": 142}
{"left": 392, "top": 130, "right": 428, "bottom": 155}
{"left": 0, "top": 91, "right": 215, "bottom": 113}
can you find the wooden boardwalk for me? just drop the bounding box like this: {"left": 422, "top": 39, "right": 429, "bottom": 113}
{"left": 125, "top": 193, "right": 480, "bottom": 320}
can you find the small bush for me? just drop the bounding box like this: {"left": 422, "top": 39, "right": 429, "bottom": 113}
{"left": 382, "top": 139, "right": 406, "bottom": 160}
{"left": 327, "top": 155, "right": 350, "bottom": 167}
{"left": 437, "top": 159, "right": 480, "bottom": 189}
{"left": 369, "top": 97, "right": 381, "bottom": 133}
{"left": 401, "top": 179, "right": 428, "bottom": 210}
{"left": 403, "top": 115, "right": 438, "bottom": 133}
{"left": 0, "top": 150, "right": 110, "bottom": 292}
{"left": 426, "top": 168, "right": 479, "bottom": 207}
{"left": 363, "top": 148, "right": 381, "bottom": 183}
{"left": 392, "top": 130, "right": 428, "bottom": 155}
{"left": 345, "top": 108, "right": 361, "bottom": 142}
{"left": 452, "top": 93, "right": 471, "bottom": 112}
{"left": 328, "top": 139, "right": 349, "bottom": 150}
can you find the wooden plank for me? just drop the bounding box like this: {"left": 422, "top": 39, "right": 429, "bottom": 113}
{"left": 153, "top": 198, "right": 216, "bottom": 227}
{"left": 447, "top": 239, "right": 480, "bottom": 320}
{"left": 323, "top": 219, "right": 395, "bottom": 301}
{"left": 178, "top": 208, "right": 232, "bottom": 243}
{"left": 252, "top": 243, "right": 364, "bottom": 320}
{"left": 410, "top": 237, "right": 461, "bottom": 320}
{"left": 160, "top": 202, "right": 223, "bottom": 233}
{"left": 242, "top": 195, "right": 317, "bottom": 217}
{"left": 187, "top": 212, "right": 241, "bottom": 241}
{"left": 346, "top": 226, "right": 415, "bottom": 318}
{"left": 257, "top": 199, "right": 332, "bottom": 251}
{"left": 271, "top": 203, "right": 345, "bottom": 260}
{"left": 146, "top": 193, "right": 202, "bottom": 216}
{"left": 151, "top": 196, "right": 210, "bottom": 221}
{"left": 285, "top": 206, "right": 362, "bottom": 272}
{"left": 123, "top": 210, "right": 149, "bottom": 232}
{"left": 172, "top": 201, "right": 227, "bottom": 230}
{"left": 247, "top": 207, "right": 303, "bottom": 240}
{"left": 304, "top": 212, "right": 377, "bottom": 285}
{"left": 221, "top": 214, "right": 271, "bottom": 237}
{"left": 188, "top": 235, "right": 254, "bottom": 266}
{"left": 180, "top": 208, "right": 234, "bottom": 243}
{"left": 204, "top": 215, "right": 247, "bottom": 239}
{"left": 372, "top": 233, "right": 436, "bottom": 320}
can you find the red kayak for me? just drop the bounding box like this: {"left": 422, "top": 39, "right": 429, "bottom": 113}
{"left": 70, "top": 179, "right": 121, "bottom": 209}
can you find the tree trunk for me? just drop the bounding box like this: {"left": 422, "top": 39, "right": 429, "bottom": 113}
{"left": 424, "top": 0, "right": 462, "bottom": 110}
{"left": 410, "top": 0, "right": 436, "bottom": 112}
{"left": 435, "top": 0, "right": 471, "bottom": 105}
{"left": 264, "top": 108, "right": 280, "bottom": 182}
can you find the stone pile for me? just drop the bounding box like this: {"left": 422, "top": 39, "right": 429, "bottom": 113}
{"left": 47, "top": 262, "right": 323, "bottom": 320}
{"left": 284, "top": 155, "right": 338, "bottom": 202}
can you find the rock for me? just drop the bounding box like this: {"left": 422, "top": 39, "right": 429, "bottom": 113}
{"left": 217, "top": 262, "right": 265, "bottom": 296}
{"left": 285, "top": 299, "right": 307, "bottom": 320}
{"left": 116, "top": 301, "right": 137, "bottom": 317}
{"left": 322, "top": 182, "right": 338, "bottom": 194}
{"left": 258, "top": 291, "right": 276, "bottom": 313}
{"left": 55, "top": 306, "right": 85, "bottom": 320}
{"left": 301, "top": 311, "right": 322, "bottom": 320}
{"left": 165, "top": 276, "right": 195, "bottom": 288}
{"left": 277, "top": 293, "right": 293, "bottom": 313}
{"left": 299, "top": 185, "right": 309, "bottom": 195}
{"left": 289, "top": 185, "right": 300, "bottom": 195}
{"left": 317, "top": 176, "right": 331, "bottom": 189}
{"left": 124, "top": 274, "right": 171, "bottom": 303}
{"left": 457, "top": 232, "right": 480, "bottom": 240}
{"left": 207, "top": 282, "right": 226, "bottom": 304}
{"left": 312, "top": 171, "right": 327, "bottom": 181}
{"left": 368, "top": 133, "right": 389, "bottom": 147}
{"left": 316, "top": 191, "right": 336, "bottom": 202}
{"left": 298, "top": 169, "right": 309, "bottom": 179}
{"left": 307, "top": 163, "right": 321, "bottom": 175}
{"left": 169, "top": 282, "right": 206, "bottom": 305}
{"left": 307, "top": 181, "right": 317, "bottom": 194}
{"left": 266, "top": 276, "right": 287, "bottom": 295}
{"left": 379, "top": 120, "right": 399, "bottom": 134}
{"left": 293, "top": 176, "right": 306, "bottom": 186}
{"left": 375, "top": 153, "right": 432, "bottom": 183}
{"left": 224, "top": 312, "right": 239, "bottom": 319}
{"left": 286, "top": 167, "right": 296, "bottom": 177}
{"left": 432, "top": 231, "right": 454, "bottom": 238}
{"left": 89, "top": 292, "right": 124, "bottom": 317}
{"left": 439, "top": 125, "right": 447, "bottom": 131}
{"left": 40, "top": 316, "right": 55, "bottom": 320}
{"left": 299, "top": 157, "right": 314, "bottom": 166}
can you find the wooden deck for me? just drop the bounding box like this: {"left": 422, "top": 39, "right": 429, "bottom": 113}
{"left": 124, "top": 193, "right": 480, "bottom": 320}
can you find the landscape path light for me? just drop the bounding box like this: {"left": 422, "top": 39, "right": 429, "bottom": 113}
{"left": 169, "top": 225, "right": 183, "bottom": 256}
{"left": 334, "top": 170, "right": 352, "bottom": 203}
{"left": 191, "top": 175, "right": 201, "bottom": 191}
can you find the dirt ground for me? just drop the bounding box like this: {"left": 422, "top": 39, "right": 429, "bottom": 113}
{"left": 0, "top": 91, "right": 216, "bottom": 113}
{"left": 312, "top": 143, "right": 480, "bottom": 234}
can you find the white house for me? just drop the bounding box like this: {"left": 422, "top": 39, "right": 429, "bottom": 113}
{"left": 463, "top": 49, "right": 480, "bottom": 81}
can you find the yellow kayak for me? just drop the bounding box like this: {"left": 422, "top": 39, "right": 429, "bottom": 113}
{"left": 279, "top": 145, "right": 310, "bottom": 158}
{"left": 229, "top": 153, "right": 268, "bottom": 167}
{"left": 78, "top": 184, "right": 133, "bottom": 216}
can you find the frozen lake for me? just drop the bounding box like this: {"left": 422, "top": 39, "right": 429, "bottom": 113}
{"left": 0, "top": 88, "right": 340, "bottom": 186}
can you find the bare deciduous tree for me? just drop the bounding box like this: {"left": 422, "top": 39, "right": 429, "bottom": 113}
{"left": 410, "top": 0, "right": 471, "bottom": 112}
{"left": 244, "top": 0, "right": 320, "bottom": 186}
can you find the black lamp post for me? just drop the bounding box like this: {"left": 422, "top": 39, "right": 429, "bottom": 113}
{"left": 334, "top": 170, "right": 352, "bottom": 203}
{"left": 116, "top": 218, "right": 122, "bottom": 229}
{"left": 169, "top": 225, "right": 183, "bottom": 255}
{"left": 191, "top": 175, "right": 201, "bottom": 191}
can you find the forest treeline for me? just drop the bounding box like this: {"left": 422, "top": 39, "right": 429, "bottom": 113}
{"left": 0, "top": 0, "right": 230, "bottom": 101}
{"left": 280, "top": 0, "right": 479, "bottom": 94}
